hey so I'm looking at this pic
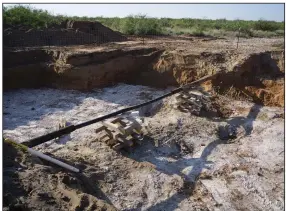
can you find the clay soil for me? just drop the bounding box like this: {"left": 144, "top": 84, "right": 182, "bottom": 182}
{"left": 3, "top": 35, "right": 285, "bottom": 211}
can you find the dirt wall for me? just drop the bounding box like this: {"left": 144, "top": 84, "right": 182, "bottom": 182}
{"left": 3, "top": 47, "right": 164, "bottom": 91}
{"left": 3, "top": 47, "right": 284, "bottom": 107}
{"left": 201, "top": 52, "right": 284, "bottom": 107}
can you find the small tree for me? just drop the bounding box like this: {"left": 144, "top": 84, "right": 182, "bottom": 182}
{"left": 135, "top": 14, "right": 148, "bottom": 44}
{"left": 121, "top": 15, "right": 136, "bottom": 35}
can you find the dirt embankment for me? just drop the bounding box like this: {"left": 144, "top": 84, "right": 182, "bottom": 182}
{"left": 3, "top": 43, "right": 284, "bottom": 106}
{"left": 3, "top": 47, "right": 164, "bottom": 90}
{"left": 3, "top": 20, "right": 127, "bottom": 47}
{"left": 271, "top": 50, "right": 284, "bottom": 72}
{"left": 144, "top": 49, "right": 284, "bottom": 107}
{"left": 201, "top": 52, "right": 284, "bottom": 107}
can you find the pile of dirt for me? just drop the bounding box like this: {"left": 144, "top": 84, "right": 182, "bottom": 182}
{"left": 3, "top": 142, "right": 28, "bottom": 210}
{"left": 61, "top": 20, "right": 126, "bottom": 43}
{"left": 3, "top": 20, "right": 127, "bottom": 47}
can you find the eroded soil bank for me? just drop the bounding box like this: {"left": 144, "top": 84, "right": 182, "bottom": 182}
{"left": 4, "top": 37, "right": 284, "bottom": 107}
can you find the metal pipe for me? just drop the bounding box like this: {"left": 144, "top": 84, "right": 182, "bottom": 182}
{"left": 4, "top": 138, "right": 80, "bottom": 173}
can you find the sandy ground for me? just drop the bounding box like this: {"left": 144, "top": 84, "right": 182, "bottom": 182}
{"left": 11, "top": 36, "right": 283, "bottom": 55}
{"left": 3, "top": 84, "right": 284, "bottom": 211}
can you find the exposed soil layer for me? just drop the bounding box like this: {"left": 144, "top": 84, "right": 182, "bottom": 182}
{"left": 201, "top": 52, "right": 284, "bottom": 107}
{"left": 4, "top": 37, "right": 284, "bottom": 106}
{"left": 4, "top": 20, "right": 127, "bottom": 47}
{"left": 3, "top": 47, "right": 164, "bottom": 90}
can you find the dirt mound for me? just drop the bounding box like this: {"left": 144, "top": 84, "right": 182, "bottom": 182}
{"left": 61, "top": 20, "right": 126, "bottom": 43}
{"left": 3, "top": 142, "right": 117, "bottom": 211}
{"left": 3, "top": 20, "right": 127, "bottom": 47}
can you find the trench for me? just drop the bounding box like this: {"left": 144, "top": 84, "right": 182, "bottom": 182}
{"left": 3, "top": 47, "right": 284, "bottom": 107}
{"left": 3, "top": 47, "right": 285, "bottom": 211}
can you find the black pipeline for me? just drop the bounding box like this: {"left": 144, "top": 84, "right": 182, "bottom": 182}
{"left": 21, "top": 73, "right": 220, "bottom": 148}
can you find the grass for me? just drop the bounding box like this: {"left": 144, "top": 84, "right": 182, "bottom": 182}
{"left": 3, "top": 5, "right": 285, "bottom": 38}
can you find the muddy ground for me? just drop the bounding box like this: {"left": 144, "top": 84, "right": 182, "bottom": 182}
{"left": 3, "top": 35, "right": 285, "bottom": 211}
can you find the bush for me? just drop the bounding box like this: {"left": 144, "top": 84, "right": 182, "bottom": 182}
{"left": 3, "top": 5, "right": 61, "bottom": 28}
{"left": 121, "top": 15, "right": 162, "bottom": 35}
{"left": 275, "top": 30, "right": 284, "bottom": 36}
{"left": 239, "top": 28, "right": 253, "bottom": 37}
{"left": 191, "top": 27, "right": 205, "bottom": 37}
{"left": 3, "top": 5, "right": 284, "bottom": 38}
{"left": 253, "top": 20, "right": 282, "bottom": 31}
{"left": 121, "top": 16, "right": 137, "bottom": 35}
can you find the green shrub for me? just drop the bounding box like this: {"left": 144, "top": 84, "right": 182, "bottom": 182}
{"left": 121, "top": 15, "right": 136, "bottom": 35}
{"left": 3, "top": 5, "right": 284, "bottom": 38}
{"left": 275, "top": 29, "right": 284, "bottom": 36}
{"left": 3, "top": 5, "right": 62, "bottom": 28}
{"left": 120, "top": 15, "right": 162, "bottom": 35}
{"left": 239, "top": 28, "right": 253, "bottom": 37}
{"left": 251, "top": 30, "right": 277, "bottom": 38}
{"left": 253, "top": 20, "right": 282, "bottom": 31}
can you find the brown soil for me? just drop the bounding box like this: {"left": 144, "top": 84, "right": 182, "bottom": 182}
{"left": 245, "top": 79, "right": 284, "bottom": 107}
{"left": 3, "top": 142, "right": 117, "bottom": 211}
{"left": 4, "top": 20, "right": 127, "bottom": 47}
{"left": 3, "top": 47, "right": 164, "bottom": 90}
{"left": 200, "top": 52, "right": 284, "bottom": 107}
{"left": 4, "top": 36, "right": 284, "bottom": 107}
{"left": 3, "top": 32, "right": 284, "bottom": 211}
{"left": 271, "top": 50, "right": 284, "bottom": 72}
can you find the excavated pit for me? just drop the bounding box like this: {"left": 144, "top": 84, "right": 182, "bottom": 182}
{"left": 201, "top": 52, "right": 284, "bottom": 107}
{"left": 4, "top": 46, "right": 284, "bottom": 107}
{"left": 3, "top": 41, "right": 285, "bottom": 210}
